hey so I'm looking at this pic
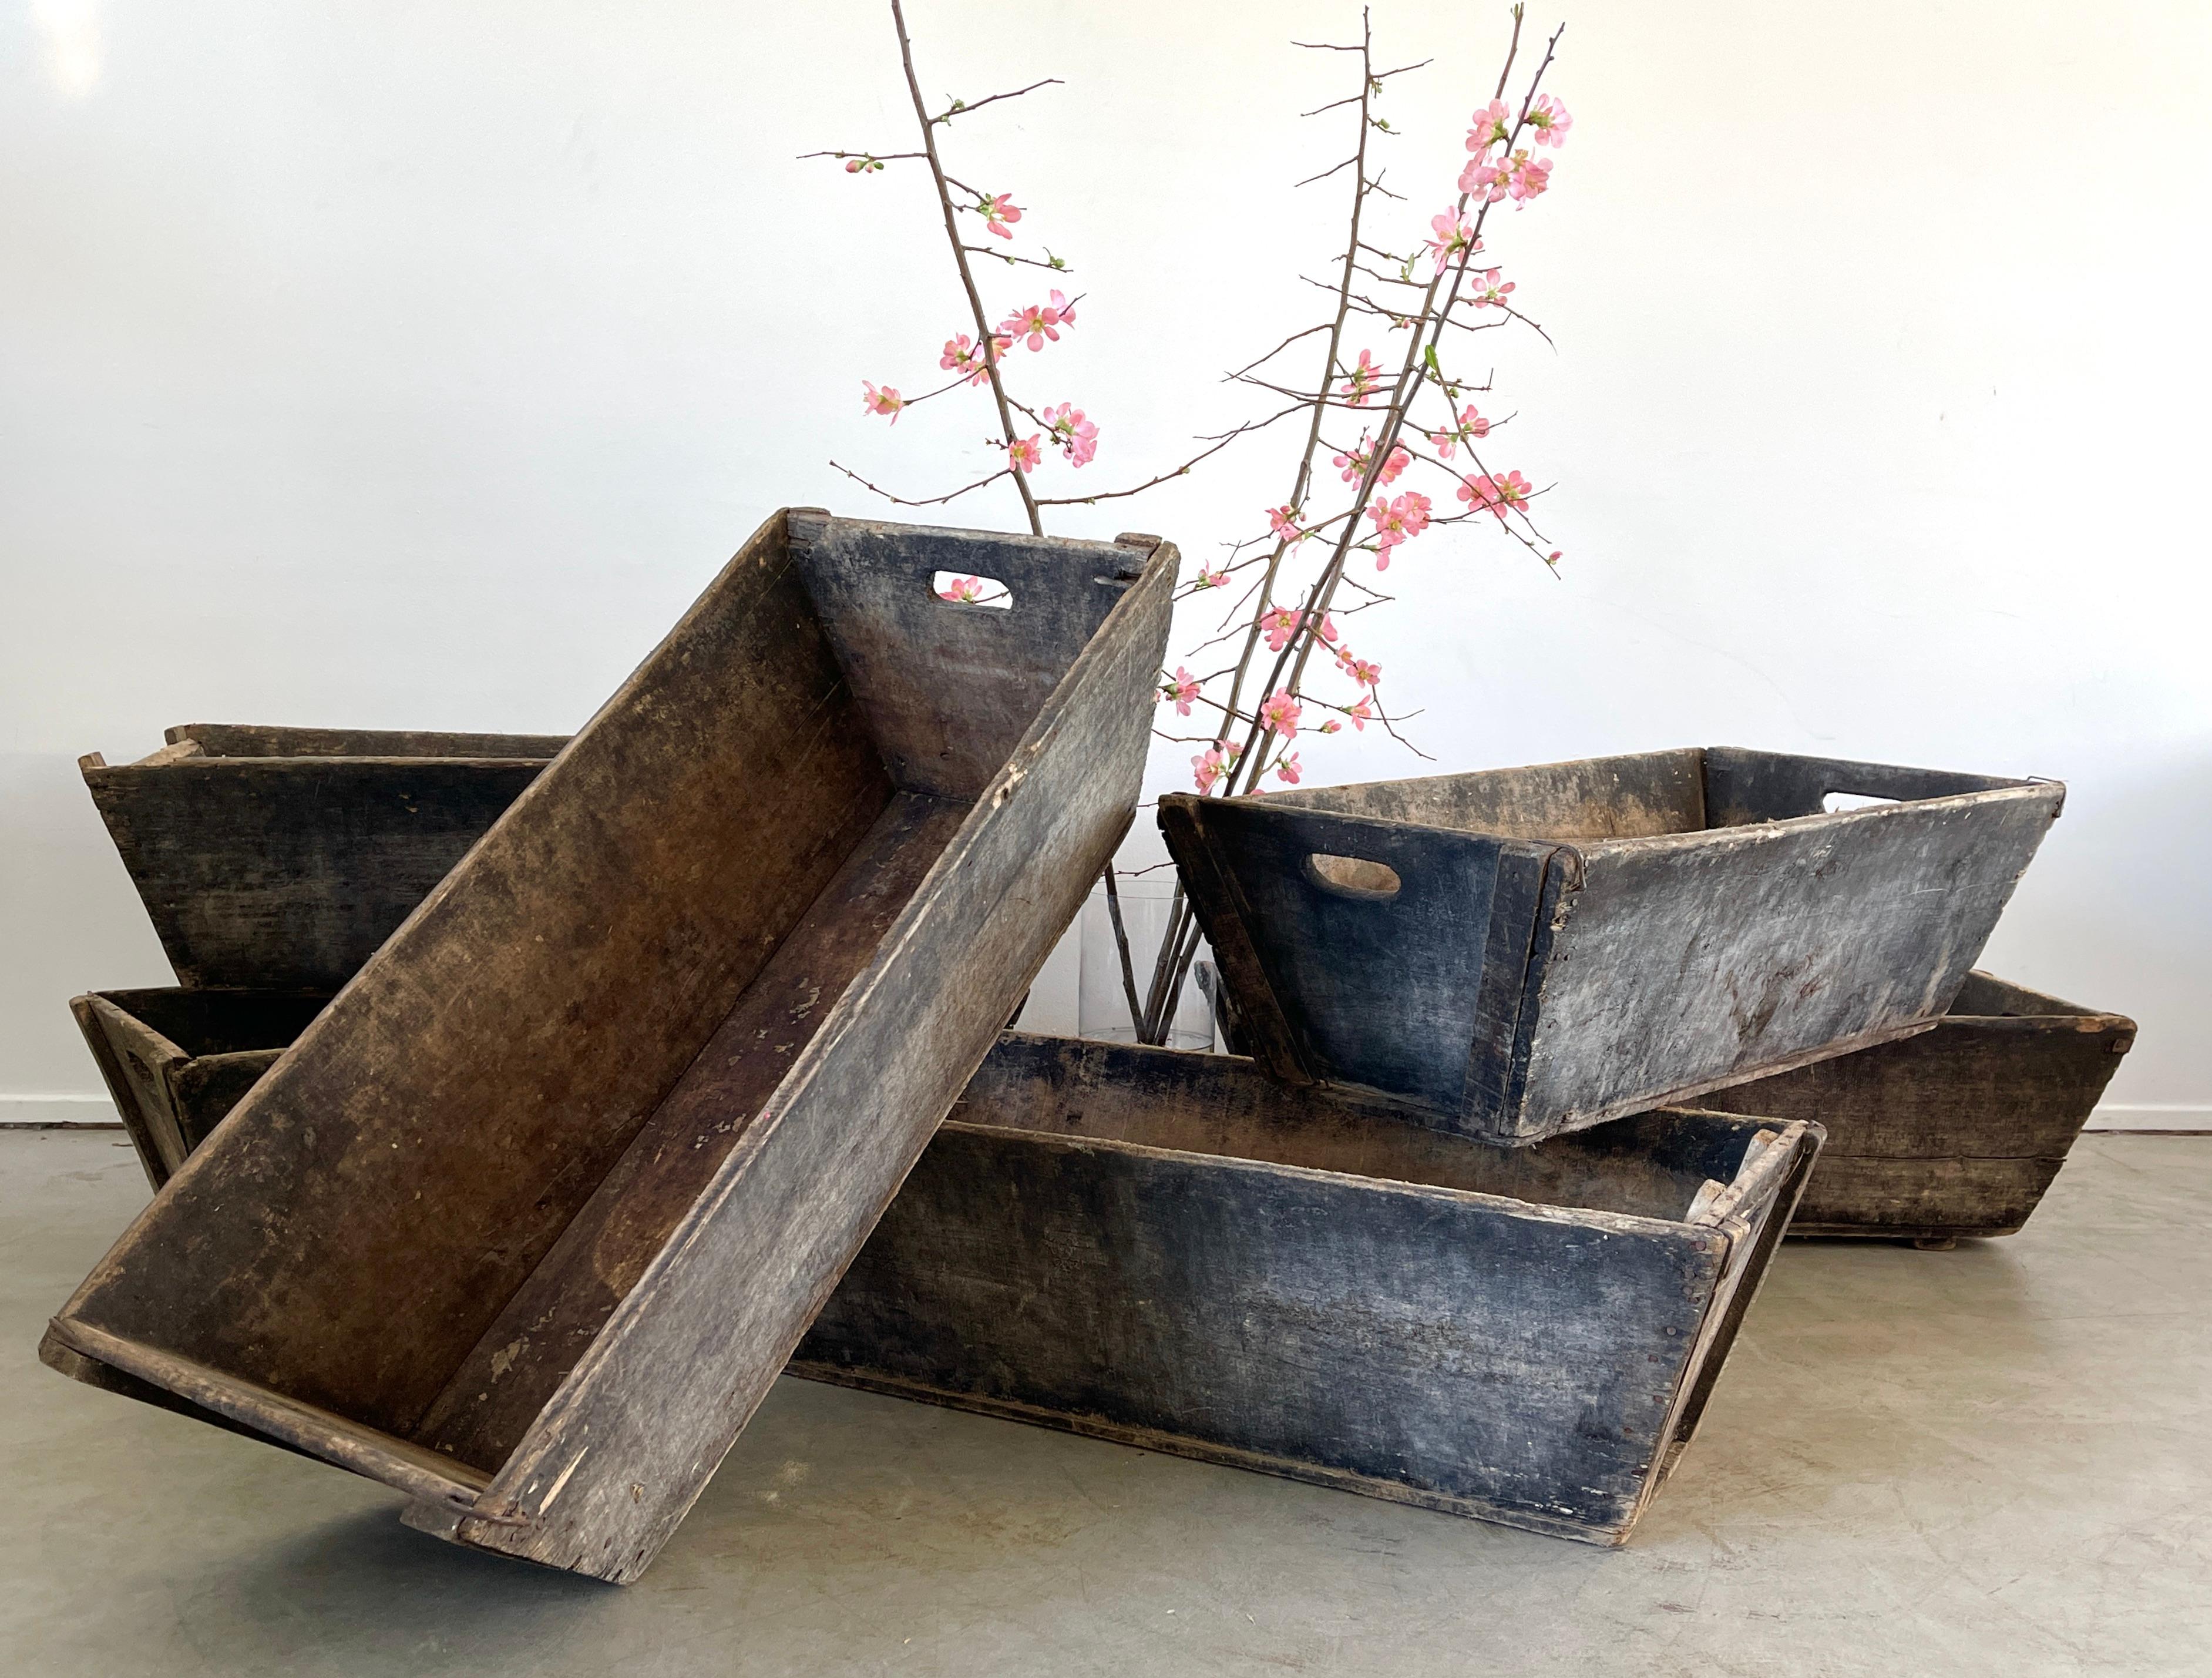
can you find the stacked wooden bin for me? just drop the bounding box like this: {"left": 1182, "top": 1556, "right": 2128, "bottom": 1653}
{"left": 46, "top": 512, "right": 2131, "bottom": 1582}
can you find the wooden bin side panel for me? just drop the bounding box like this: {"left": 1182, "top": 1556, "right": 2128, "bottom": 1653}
{"left": 1157, "top": 796, "right": 1541, "bottom": 1117}
{"left": 167, "top": 1052, "right": 288, "bottom": 1155}
{"left": 1650, "top": 1121, "right": 1823, "bottom": 1477}
{"left": 796, "top": 1126, "right": 1722, "bottom": 1542}
{"left": 1702, "top": 1011, "right": 2133, "bottom": 1162}
{"left": 55, "top": 511, "right": 896, "bottom": 1436}
{"left": 1700, "top": 748, "right": 2046, "bottom": 825}
{"left": 1516, "top": 785, "right": 2065, "bottom": 1136}
{"left": 791, "top": 515, "right": 1156, "bottom": 801}
{"left": 82, "top": 757, "right": 551, "bottom": 989}
{"left": 69, "top": 996, "right": 190, "bottom": 1192}
{"left": 439, "top": 545, "right": 1177, "bottom": 1580}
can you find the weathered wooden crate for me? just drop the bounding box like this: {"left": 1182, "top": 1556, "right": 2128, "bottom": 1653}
{"left": 795, "top": 1033, "right": 1823, "bottom": 1545}
{"left": 1161, "top": 749, "right": 2063, "bottom": 1147}
{"left": 41, "top": 510, "right": 1176, "bottom": 1584}
{"left": 70, "top": 987, "right": 331, "bottom": 1190}
{"left": 82, "top": 725, "right": 564, "bottom": 990}
{"left": 68, "top": 995, "right": 1819, "bottom": 1548}
{"left": 1699, "top": 971, "right": 2134, "bottom": 1242}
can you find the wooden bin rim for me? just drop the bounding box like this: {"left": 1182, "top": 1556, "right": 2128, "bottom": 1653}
{"left": 1185, "top": 745, "right": 2062, "bottom": 865}
{"left": 1945, "top": 971, "right": 2137, "bottom": 1034}
{"left": 79, "top": 724, "right": 574, "bottom": 774}
{"left": 954, "top": 1038, "right": 1814, "bottom": 1242}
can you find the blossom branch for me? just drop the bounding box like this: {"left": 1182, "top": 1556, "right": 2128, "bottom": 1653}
{"left": 889, "top": 0, "right": 1043, "bottom": 533}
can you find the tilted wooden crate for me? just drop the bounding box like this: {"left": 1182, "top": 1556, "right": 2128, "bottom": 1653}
{"left": 1161, "top": 749, "right": 2063, "bottom": 1146}
{"left": 795, "top": 1033, "right": 1822, "bottom": 1545}
{"left": 1702, "top": 972, "right": 2135, "bottom": 1242}
{"left": 81, "top": 726, "right": 563, "bottom": 991}
{"left": 41, "top": 510, "right": 1176, "bottom": 1583}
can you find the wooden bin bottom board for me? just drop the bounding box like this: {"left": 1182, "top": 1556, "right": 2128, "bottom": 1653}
{"left": 1703, "top": 972, "right": 2135, "bottom": 1241}
{"left": 795, "top": 1033, "right": 1822, "bottom": 1545}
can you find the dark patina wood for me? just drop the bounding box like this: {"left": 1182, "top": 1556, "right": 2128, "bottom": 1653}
{"left": 1700, "top": 971, "right": 2135, "bottom": 1241}
{"left": 794, "top": 1032, "right": 1821, "bottom": 1545}
{"left": 1161, "top": 749, "right": 2065, "bottom": 1146}
{"left": 72, "top": 994, "right": 1818, "bottom": 1548}
{"left": 42, "top": 510, "right": 1176, "bottom": 1585}
{"left": 69, "top": 988, "right": 331, "bottom": 1190}
{"left": 82, "top": 727, "right": 565, "bottom": 991}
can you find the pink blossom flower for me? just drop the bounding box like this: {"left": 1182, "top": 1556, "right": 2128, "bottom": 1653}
{"left": 1339, "top": 348, "right": 1385, "bottom": 407}
{"left": 844, "top": 155, "right": 886, "bottom": 174}
{"left": 1426, "top": 211, "right": 1479, "bottom": 271}
{"left": 1161, "top": 666, "right": 1202, "bottom": 716}
{"left": 1506, "top": 150, "right": 1552, "bottom": 204}
{"left": 1259, "top": 609, "right": 1339, "bottom": 652}
{"left": 940, "top": 333, "right": 1007, "bottom": 387}
{"left": 1458, "top": 468, "right": 1534, "bottom": 519}
{"left": 1467, "top": 98, "right": 1512, "bottom": 156}
{"left": 981, "top": 192, "right": 1022, "bottom": 239}
{"left": 1331, "top": 435, "right": 1411, "bottom": 487}
{"left": 1346, "top": 695, "right": 1375, "bottom": 732}
{"left": 1008, "top": 434, "right": 1043, "bottom": 474}
{"left": 1273, "top": 751, "right": 1304, "bottom": 786}
{"left": 1191, "top": 740, "right": 1239, "bottom": 793}
{"left": 862, "top": 381, "right": 904, "bottom": 423}
{"left": 1528, "top": 93, "right": 1572, "bottom": 149}
{"left": 1366, "top": 490, "right": 1434, "bottom": 562}
{"left": 1427, "top": 404, "right": 1491, "bottom": 460}
{"left": 1194, "top": 566, "right": 1228, "bottom": 589}
{"left": 1268, "top": 505, "right": 1307, "bottom": 545}
{"left": 1041, "top": 402, "right": 1098, "bottom": 467}
{"left": 1000, "top": 291, "right": 1075, "bottom": 352}
{"left": 1259, "top": 689, "right": 1302, "bottom": 739}
{"left": 1470, "top": 269, "right": 1517, "bottom": 309}
{"left": 1318, "top": 719, "right": 1342, "bottom": 735}
{"left": 1458, "top": 155, "right": 1508, "bottom": 202}
{"left": 939, "top": 575, "right": 985, "bottom": 602}
{"left": 1337, "top": 654, "right": 1382, "bottom": 688}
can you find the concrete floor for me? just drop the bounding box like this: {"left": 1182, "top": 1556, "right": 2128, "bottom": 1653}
{"left": 2, "top": 1130, "right": 2206, "bottom": 1677}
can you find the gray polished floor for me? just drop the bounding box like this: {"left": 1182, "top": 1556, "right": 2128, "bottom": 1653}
{"left": 3, "top": 1128, "right": 2205, "bottom": 1677}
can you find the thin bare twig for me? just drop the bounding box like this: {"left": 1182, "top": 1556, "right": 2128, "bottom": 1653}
{"left": 828, "top": 460, "right": 1009, "bottom": 507}
{"left": 933, "top": 78, "right": 1061, "bottom": 124}
{"left": 890, "top": 0, "right": 1042, "bottom": 534}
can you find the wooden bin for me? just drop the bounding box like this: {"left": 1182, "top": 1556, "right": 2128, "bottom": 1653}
{"left": 66, "top": 996, "right": 1820, "bottom": 1548}
{"left": 1700, "top": 972, "right": 2135, "bottom": 1241}
{"left": 796, "top": 1033, "right": 1823, "bottom": 1545}
{"left": 82, "top": 726, "right": 564, "bottom": 991}
{"left": 41, "top": 510, "right": 1176, "bottom": 1584}
{"left": 1160, "top": 749, "right": 2064, "bottom": 1146}
{"left": 70, "top": 988, "right": 331, "bottom": 1190}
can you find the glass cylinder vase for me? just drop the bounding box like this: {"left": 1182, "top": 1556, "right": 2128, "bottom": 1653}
{"left": 1077, "top": 874, "right": 1215, "bottom": 1052}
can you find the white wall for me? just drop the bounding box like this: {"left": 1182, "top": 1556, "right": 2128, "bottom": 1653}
{"left": 4, "top": 0, "right": 2207, "bottom": 1119}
